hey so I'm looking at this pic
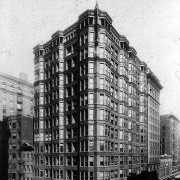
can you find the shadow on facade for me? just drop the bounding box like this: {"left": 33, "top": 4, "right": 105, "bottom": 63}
{"left": 0, "top": 119, "right": 11, "bottom": 180}
{"left": 127, "top": 171, "right": 159, "bottom": 180}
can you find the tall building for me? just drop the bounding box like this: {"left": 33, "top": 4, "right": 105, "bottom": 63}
{"left": 160, "top": 115, "right": 180, "bottom": 167}
{"left": 0, "top": 72, "right": 34, "bottom": 121}
{"left": 33, "top": 4, "right": 162, "bottom": 180}
{"left": 147, "top": 70, "right": 162, "bottom": 172}
{"left": 8, "top": 115, "right": 34, "bottom": 180}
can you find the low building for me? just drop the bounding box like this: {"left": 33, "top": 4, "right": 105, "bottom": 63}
{"left": 159, "top": 155, "right": 172, "bottom": 180}
{"left": 20, "top": 143, "right": 34, "bottom": 180}
{"left": 8, "top": 115, "right": 33, "bottom": 180}
{"left": 160, "top": 114, "right": 180, "bottom": 170}
{"left": 0, "top": 72, "right": 34, "bottom": 179}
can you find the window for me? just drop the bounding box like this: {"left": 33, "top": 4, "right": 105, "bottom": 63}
{"left": 89, "top": 78, "right": 94, "bottom": 89}
{"left": 89, "top": 32, "right": 94, "bottom": 42}
{"left": 80, "top": 141, "right": 88, "bottom": 152}
{"left": 84, "top": 48, "right": 88, "bottom": 59}
{"left": 89, "top": 93, "right": 94, "bottom": 104}
{"left": 12, "top": 153, "right": 16, "bottom": 159}
{"left": 80, "top": 35, "right": 84, "bottom": 46}
{"left": 99, "top": 94, "right": 104, "bottom": 105}
{"left": 99, "top": 47, "right": 104, "bottom": 58}
{"left": 84, "top": 33, "right": 88, "bottom": 43}
{"left": 90, "top": 172, "right": 94, "bottom": 180}
{"left": 99, "top": 78, "right": 104, "bottom": 89}
{"left": 114, "top": 143, "right": 118, "bottom": 152}
{"left": 119, "top": 117, "right": 123, "bottom": 127}
{"left": 100, "top": 141, "right": 105, "bottom": 151}
{"left": 120, "top": 143, "right": 123, "bottom": 152}
{"left": 100, "top": 156, "right": 104, "bottom": 166}
{"left": 80, "top": 94, "right": 88, "bottom": 106}
{"left": 89, "top": 157, "right": 93, "bottom": 166}
{"left": 99, "top": 33, "right": 104, "bottom": 43}
{"left": 99, "top": 125, "right": 104, "bottom": 136}
{"left": 89, "top": 18, "right": 94, "bottom": 25}
{"left": 88, "top": 47, "right": 94, "bottom": 57}
{"left": 105, "top": 49, "right": 110, "bottom": 61}
{"left": 89, "top": 140, "right": 94, "bottom": 151}
{"left": 120, "top": 156, "right": 123, "bottom": 165}
{"left": 128, "top": 133, "right": 132, "bottom": 141}
{"left": 67, "top": 156, "right": 71, "bottom": 166}
{"left": 66, "top": 59, "right": 71, "bottom": 70}
{"left": 66, "top": 46, "right": 72, "bottom": 56}
{"left": 80, "top": 63, "right": 87, "bottom": 76}
{"left": 111, "top": 142, "right": 114, "bottom": 151}
{"left": 12, "top": 123, "right": 16, "bottom": 129}
{"left": 119, "top": 131, "right": 123, "bottom": 140}
{"left": 100, "top": 172, "right": 104, "bottom": 180}
{"left": 89, "top": 125, "right": 93, "bottom": 136}
{"left": 99, "top": 109, "right": 104, "bottom": 120}
{"left": 12, "top": 133, "right": 16, "bottom": 139}
{"left": 120, "top": 170, "right": 123, "bottom": 178}
{"left": 114, "top": 129, "right": 118, "bottom": 139}
{"left": 72, "top": 156, "right": 77, "bottom": 166}
{"left": 99, "top": 63, "right": 104, "bottom": 74}
{"left": 40, "top": 170, "right": 43, "bottom": 177}
{"left": 89, "top": 62, "right": 94, "bottom": 73}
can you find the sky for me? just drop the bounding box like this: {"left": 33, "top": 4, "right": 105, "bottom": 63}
{"left": 0, "top": 0, "right": 180, "bottom": 119}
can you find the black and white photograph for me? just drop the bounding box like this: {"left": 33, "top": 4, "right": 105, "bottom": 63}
{"left": 0, "top": 0, "right": 180, "bottom": 180}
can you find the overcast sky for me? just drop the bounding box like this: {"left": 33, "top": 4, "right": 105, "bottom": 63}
{"left": 0, "top": 0, "right": 180, "bottom": 119}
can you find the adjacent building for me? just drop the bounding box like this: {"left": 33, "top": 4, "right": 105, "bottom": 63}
{"left": 159, "top": 155, "right": 172, "bottom": 180}
{"left": 147, "top": 70, "right": 162, "bottom": 172}
{"left": 160, "top": 114, "right": 180, "bottom": 173}
{"left": 33, "top": 4, "right": 162, "bottom": 180}
{"left": 20, "top": 143, "right": 34, "bottom": 180}
{"left": 8, "top": 115, "right": 34, "bottom": 180}
{"left": 0, "top": 72, "right": 34, "bottom": 121}
{"left": 0, "top": 72, "right": 34, "bottom": 180}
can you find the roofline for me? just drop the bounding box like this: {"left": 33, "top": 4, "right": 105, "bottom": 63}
{"left": 160, "top": 114, "right": 180, "bottom": 122}
{"left": 0, "top": 72, "right": 33, "bottom": 87}
{"left": 147, "top": 69, "right": 163, "bottom": 90}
